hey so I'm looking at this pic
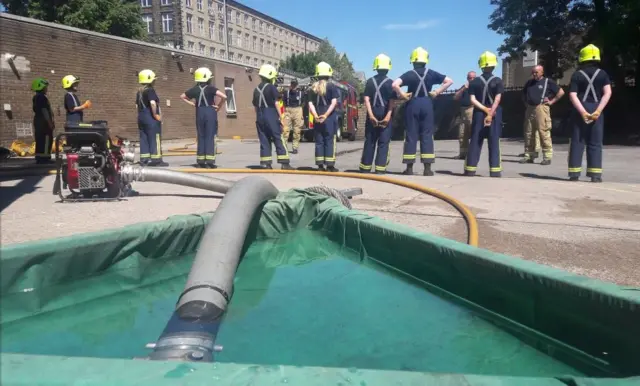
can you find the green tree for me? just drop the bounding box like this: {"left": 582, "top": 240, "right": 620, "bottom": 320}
{"left": 489, "top": 0, "right": 639, "bottom": 86}
{"left": 280, "top": 39, "right": 364, "bottom": 93}
{"left": 2, "top": 0, "right": 147, "bottom": 40}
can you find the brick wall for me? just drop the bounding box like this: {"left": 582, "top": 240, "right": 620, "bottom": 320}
{"left": 0, "top": 14, "right": 261, "bottom": 147}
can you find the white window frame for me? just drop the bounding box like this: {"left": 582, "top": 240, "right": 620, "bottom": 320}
{"left": 161, "top": 0, "right": 172, "bottom": 5}
{"left": 198, "top": 17, "right": 204, "bottom": 36}
{"left": 186, "top": 14, "right": 193, "bottom": 34}
{"left": 196, "top": 0, "right": 202, "bottom": 11}
{"left": 187, "top": 41, "right": 195, "bottom": 52}
{"left": 224, "top": 78, "right": 237, "bottom": 114}
{"left": 161, "top": 13, "right": 173, "bottom": 33}
{"left": 199, "top": 43, "right": 205, "bottom": 55}
{"left": 142, "top": 15, "right": 153, "bottom": 33}
{"left": 209, "top": 21, "right": 215, "bottom": 40}
{"left": 209, "top": 47, "right": 215, "bottom": 57}
{"left": 141, "top": 0, "right": 151, "bottom": 8}
{"left": 185, "top": 0, "right": 192, "bottom": 7}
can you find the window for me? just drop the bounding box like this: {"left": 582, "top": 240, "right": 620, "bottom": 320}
{"left": 237, "top": 54, "right": 243, "bottom": 62}
{"left": 244, "top": 33, "right": 249, "bottom": 48}
{"left": 217, "top": 3, "right": 223, "bottom": 14}
{"left": 198, "top": 18, "right": 204, "bottom": 36}
{"left": 218, "top": 25, "right": 224, "bottom": 42}
{"left": 209, "top": 47, "right": 215, "bottom": 57}
{"left": 272, "top": 43, "right": 276, "bottom": 56}
{"left": 187, "top": 41, "right": 195, "bottom": 52}
{"left": 236, "top": 30, "right": 242, "bottom": 47}
{"left": 279, "top": 28, "right": 283, "bottom": 38}
{"left": 207, "top": 0, "right": 213, "bottom": 12}
{"left": 224, "top": 78, "right": 237, "bottom": 113}
{"left": 226, "top": 9, "right": 231, "bottom": 22}
{"left": 209, "top": 21, "right": 215, "bottom": 39}
{"left": 141, "top": 0, "right": 151, "bottom": 7}
{"left": 186, "top": 14, "right": 193, "bottom": 34}
{"left": 142, "top": 15, "right": 153, "bottom": 33}
{"left": 219, "top": 49, "right": 225, "bottom": 59}
{"left": 252, "top": 36, "right": 257, "bottom": 51}
{"left": 267, "top": 61, "right": 271, "bottom": 65}
{"left": 197, "top": 0, "right": 202, "bottom": 11}
{"left": 261, "top": 59, "right": 265, "bottom": 65}
{"left": 245, "top": 56, "right": 250, "bottom": 64}
{"left": 259, "top": 21, "right": 264, "bottom": 32}
{"left": 185, "top": 0, "right": 191, "bottom": 7}
{"left": 227, "top": 28, "right": 233, "bottom": 46}
{"left": 199, "top": 43, "right": 205, "bottom": 55}
{"left": 280, "top": 44, "right": 283, "bottom": 58}
{"left": 161, "top": 0, "right": 172, "bottom": 5}
{"left": 266, "top": 40, "right": 271, "bottom": 55}
{"left": 244, "top": 15, "right": 249, "bottom": 27}
{"left": 259, "top": 38, "right": 264, "bottom": 53}
{"left": 252, "top": 18, "right": 256, "bottom": 31}
{"left": 161, "top": 13, "right": 173, "bottom": 32}
{"left": 165, "top": 41, "right": 175, "bottom": 48}
{"left": 235, "top": 11, "right": 241, "bottom": 25}
{"left": 229, "top": 52, "right": 234, "bottom": 61}
{"left": 253, "top": 58, "right": 258, "bottom": 66}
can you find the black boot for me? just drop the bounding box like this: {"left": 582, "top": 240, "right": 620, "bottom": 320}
{"left": 402, "top": 164, "right": 414, "bottom": 175}
{"left": 540, "top": 159, "right": 551, "bottom": 166}
{"left": 569, "top": 176, "right": 579, "bottom": 181}
{"left": 317, "top": 165, "right": 326, "bottom": 171}
{"left": 281, "top": 163, "right": 294, "bottom": 170}
{"left": 519, "top": 158, "right": 534, "bottom": 164}
{"left": 263, "top": 164, "right": 273, "bottom": 169}
{"left": 205, "top": 163, "right": 217, "bottom": 169}
{"left": 327, "top": 166, "right": 339, "bottom": 172}
{"left": 423, "top": 163, "right": 434, "bottom": 176}
{"left": 591, "top": 176, "right": 602, "bottom": 183}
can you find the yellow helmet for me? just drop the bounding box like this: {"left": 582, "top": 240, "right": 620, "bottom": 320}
{"left": 62, "top": 75, "right": 79, "bottom": 89}
{"left": 410, "top": 47, "right": 429, "bottom": 64}
{"left": 258, "top": 64, "right": 278, "bottom": 80}
{"left": 579, "top": 44, "right": 601, "bottom": 63}
{"left": 31, "top": 78, "right": 49, "bottom": 92}
{"left": 373, "top": 54, "right": 392, "bottom": 70}
{"left": 194, "top": 67, "right": 213, "bottom": 82}
{"left": 315, "top": 61, "right": 333, "bottom": 77}
{"left": 478, "top": 51, "right": 498, "bottom": 69}
{"left": 138, "top": 69, "right": 157, "bottom": 84}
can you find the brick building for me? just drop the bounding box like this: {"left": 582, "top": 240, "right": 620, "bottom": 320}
{"left": 140, "top": 0, "right": 322, "bottom": 67}
{"left": 0, "top": 13, "right": 288, "bottom": 146}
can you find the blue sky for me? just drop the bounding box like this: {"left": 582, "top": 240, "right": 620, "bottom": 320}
{"left": 243, "top": 0, "right": 505, "bottom": 87}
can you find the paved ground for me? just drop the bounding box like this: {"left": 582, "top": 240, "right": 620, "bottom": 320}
{"left": 2, "top": 139, "right": 639, "bottom": 286}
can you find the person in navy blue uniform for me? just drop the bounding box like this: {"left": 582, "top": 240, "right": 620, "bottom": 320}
{"left": 136, "top": 69, "right": 168, "bottom": 167}
{"left": 62, "top": 75, "right": 91, "bottom": 124}
{"left": 392, "top": 47, "right": 453, "bottom": 176}
{"left": 567, "top": 44, "right": 612, "bottom": 183}
{"left": 252, "top": 64, "right": 292, "bottom": 170}
{"left": 308, "top": 61, "right": 340, "bottom": 172}
{"left": 453, "top": 71, "right": 476, "bottom": 159}
{"left": 463, "top": 51, "right": 504, "bottom": 178}
{"left": 180, "top": 67, "right": 227, "bottom": 168}
{"left": 359, "top": 53, "right": 397, "bottom": 174}
{"left": 31, "top": 78, "right": 55, "bottom": 164}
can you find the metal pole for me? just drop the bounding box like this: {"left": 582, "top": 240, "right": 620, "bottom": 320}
{"left": 223, "top": 0, "right": 230, "bottom": 60}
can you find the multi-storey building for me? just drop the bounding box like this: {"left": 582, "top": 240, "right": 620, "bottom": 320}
{"left": 140, "top": 0, "right": 322, "bottom": 68}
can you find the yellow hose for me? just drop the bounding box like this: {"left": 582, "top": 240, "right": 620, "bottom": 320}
{"left": 0, "top": 167, "right": 479, "bottom": 246}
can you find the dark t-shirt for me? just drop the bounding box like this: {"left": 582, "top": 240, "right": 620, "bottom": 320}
{"left": 185, "top": 84, "right": 219, "bottom": 107}
{"left": 136, "top": 87, "right": 160, "bottom": 113}
{"left": 252, "top": 82, "right": 278, "bottom": 108}
{"left": 523, "top": 77, "right": 560, "bottom": 106}
{"left": 64, "top": 92, "right": 83, "bottom": 120}
{"left": 364, "top": 74, "right": 396, "bottom": 111}
{"left": 469, "top": 72, "right": 504, "bottom": 109}
{"left": 33, "top": 92, "right": 52, "bottom": 122}
{"left": 569, "top": 65, "right": 611, "bottom": 104}
{"left": 308, "top": 82, "right": 339, "bottom": 111}
{"left": 399, "top": 68, "right": 446, "bottom": 97}
{"left": 459, "top": 88, "right": 471, "bottom": 107}
{"left": 283, "top": 88, "right": 303, "bottom": 107}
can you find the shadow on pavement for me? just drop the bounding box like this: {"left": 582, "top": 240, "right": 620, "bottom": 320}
{"left": 0, "top": 175, "right": 47, "bottom": 212}
{"left": 519, "top": 173, "right": 568, "bottom": 182}
{"left": 436, "top": 170, "right": 468, "bottom": 177}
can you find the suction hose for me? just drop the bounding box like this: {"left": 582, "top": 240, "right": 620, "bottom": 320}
{"left": 120, "top": 165, "right": 280, "bottom": 362}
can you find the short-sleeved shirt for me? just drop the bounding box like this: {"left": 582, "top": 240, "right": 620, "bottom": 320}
{"left": 364, "top": 74, "right": 396, "bottom": 111}
{"left": 569, "top": 65, "right": 611, "bottom": 104}
{"left": 523, "top": 77, "right": 560, "bottom": 106}
{"left": 64, "top": 92, "right": 83, "bottom": 120}
{"left": 459, "top": 88, "right": 471, "bottom": 107}
{"left": 184, "top": 84, "right": 220, "bottom": 107}
{"left": 308, "top": 82, "right": 339, "bottom": 113}
{"left": 252, "top": 82, "right": 278, "bottom": 108}
{"left": 398, "top": 67, "right": 446, "bottom": 98}
{"left": 136, "top": 87, "right": 160, "bottom": 113}
{"left": 283, "top": 88, "right": 303, "bottom": 107}
{"left": 33, "top": 92, "right": 52, "bottom": 123}
{"left": 469, "top": 72, "right": 504, "bottom": 109}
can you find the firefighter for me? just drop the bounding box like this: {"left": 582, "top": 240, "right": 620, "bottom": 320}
{"left": 359, "top": 53, "right": 396, "bottom": 174}
{"left": 283, "top": 79, "right": 304, "bottom": 154}
{"left": 62, "top": 75, "right": 91, "bottom": 124}
{"left": 136, "top": 69, "right": 168, "bottom": 167}
{"left": 519, "top": 65, "right": 565, "bottom": 165}
{"left": 392, "top": 47, "right": 453, "bottom": 176}
{"left": 253, "top": 64, "right": 292, "bottom": 170}
{"left": 567, "top": 44, "right": 612, "bottom": 183}
{"left": 180, "top": 67, "right": 227, "bottom": 168}
{"left": 453, "top": 71, "right": 476, "bottom": 159}
{"left": 31, "top": 78, "right": 55, "bottom": 164}
{"left": 463, "top": 51, "right": 504, "bottom": 177}
{"left": 308, "top": 61, "right": 340, "bottom": 172}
